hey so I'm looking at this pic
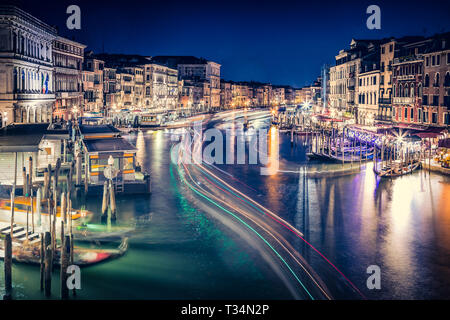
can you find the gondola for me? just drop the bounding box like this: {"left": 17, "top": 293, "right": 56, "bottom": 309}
{"left": 0, "top": 237, "right": 128, "bottom": 267}
{"left": 373, "top": 160, "right": 421, "bottom": 178}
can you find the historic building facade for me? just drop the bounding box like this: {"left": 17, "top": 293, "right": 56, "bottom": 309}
{"left": 142, "top": 63, "right": 178, "bottom": 111}
{"left": 82, "top": 54, "right": 104, "bottom": 113}
{"left": 329, "top": 50, "right": 357, "bottom": 112}
{"left": 115, "top": 66, "right": 144, "bottom": 111}
{"left": 271, "top": 87, "right": 285, "bottom": 106}
{"left": 150, "top": 56, "right": 221, "bottom": 110}
{"left": 103, "top": 67, "right": 119, "bottom": 115}
{"left": 378, "top": 39, "right": 396, "bottom": 122}
{"left": 52, "top": 36, "right": 86, "bottom": 120}
{"left": 422, "top": 35, "right": 450, "bottom": 127}
{"left": 0, "top": 5, "right": 56, "bottom": 124}
{"left": 220, "top": 80, "right": 232, "bottom": 109}
{"left": 357, "top": 69, "right": 380, "bottom": 125}
{"left": 392, "top": 56, "right": 424, "bottom": 125}
{"left": 329, "top": 39, "right": 381, "bottom": 121}
{"left": 232, "top": 83, "right": 251, "bottom": 107}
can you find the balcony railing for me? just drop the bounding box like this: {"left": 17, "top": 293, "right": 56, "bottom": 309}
{"left": 375, "top": 115, "right": 392, "bottom": 121}
{"left": 393, "top": 97, "right": 414, "bottom": 105}
{"left": 379, "top": 98, "right": 392, "bottom": 104}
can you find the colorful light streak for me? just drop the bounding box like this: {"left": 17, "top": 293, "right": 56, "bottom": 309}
{"left": 198, "top": 162, "right": 365, "bottom": 299}
{"left": 177, "top": 161, "right": 317, "bottom": 300}
{"left": 171, "top": 118, "right": 366, "bottom": 299}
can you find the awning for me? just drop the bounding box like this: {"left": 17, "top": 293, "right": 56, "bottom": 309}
{"left": 413, "top": 127, "right": 446, "bottom": 139}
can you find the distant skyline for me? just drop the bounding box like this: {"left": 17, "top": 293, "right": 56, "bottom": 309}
{"left": 6, "top": 0, "right": 450, "bottom": 87}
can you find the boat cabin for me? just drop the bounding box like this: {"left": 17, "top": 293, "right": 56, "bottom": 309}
{"left": 79, "top": 124, "right": 139, "bottom": 186}
{"left": 0, "top": 123, "right": 69, "bottom": 188}
{"left": 83, "top": 137, "right": 137, "bottom": 185}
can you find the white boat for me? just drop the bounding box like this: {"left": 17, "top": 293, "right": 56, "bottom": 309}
{"left": 163, "top": 114, "right": 211, "bottom": 128}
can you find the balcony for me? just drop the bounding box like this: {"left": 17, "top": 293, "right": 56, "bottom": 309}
{"left": 14, "top": 92, "right": 55, "bottom": 100}
{"left": 393, "top": 97, "right": 414, "bottom": 105}
{"left": 375, "top": 115, "right": 393, "bottom": 123}
{"left": 378, "top": 98, "right": 392, "bottom": 105}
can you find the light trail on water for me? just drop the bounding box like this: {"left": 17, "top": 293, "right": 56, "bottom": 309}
{"left": 172, "top": 145, "right": 335, "bottom": 299}
{"left": 199, "top": 163, "right": 366, "bottom": 299}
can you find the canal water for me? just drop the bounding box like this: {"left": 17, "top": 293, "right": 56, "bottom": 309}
{"left": 1, "top": 112, "right": 449, "bottom": 299}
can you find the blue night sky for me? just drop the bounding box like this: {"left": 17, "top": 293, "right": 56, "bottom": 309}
{"left": 9, "top": 0, "right": 450, "bottom": 87}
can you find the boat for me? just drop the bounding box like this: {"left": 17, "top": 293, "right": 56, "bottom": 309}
{"left": 307, "top": 150, "right": 374, "bottom": 163}
{"left": 0, "top": 196, "right": 93, "bottom": 227}
{"left": 306, "top": 152, "right": 328, "bottom": 160}
{"left": 138, "top": 113, "right": 162, "bottom": 128}
{"left": 0, "top": 237, "right": 128, "bottom": 267}
{"left": 163, "top": 114, "right": 211, "bottom": 129}
{"left": 73, "top": 223, "right": 135, "bottom": 242}
{"left": 374, "top": 160, "right": 421, "bottom": 178}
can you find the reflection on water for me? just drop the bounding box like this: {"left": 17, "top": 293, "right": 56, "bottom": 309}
{"left": 213, "top": 114, "right": 450, "bottom": 299}
{"left": 1, "top": 127, "right": 293, "bottom": 300}
{"left": 1, "top": 113, "right": 449, "bottom": 299}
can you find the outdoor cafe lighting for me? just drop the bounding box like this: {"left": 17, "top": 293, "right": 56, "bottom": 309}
{"left": 301, "top": 100, "right": 312, "bottom": 110}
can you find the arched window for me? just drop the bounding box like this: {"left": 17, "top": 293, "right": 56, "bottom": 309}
{"left": 435, "top": 73, "right": 440, "bottom": 87}
{"left": 445, "top": 72, "right": 450, "bottom": 87}
{"left": 418, "top": 83, "right": 422, "bottom": 97}
{"left": 411, "top": 84, "right": 415, "bottom": 97}
{"left": 425, "top": 74, "right": 430, "bottom": 87}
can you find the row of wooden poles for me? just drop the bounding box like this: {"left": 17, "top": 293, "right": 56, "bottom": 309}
{"left": 313, "top": 128, "right": 372, "bottom": 165}
{"left": 372, "top": 139, "right": 425, "bottom": 172}
{"left": 279, "top": 112, "right": 435, "bottom": 172}
{"left": 4, "top": 155, "right": 77, "bottom": 300}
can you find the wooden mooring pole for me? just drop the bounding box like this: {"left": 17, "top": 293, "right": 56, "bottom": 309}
{"left": 28, "top": 156, "right": 33, "bottom": 189}
{"left": 40, "top": 233, "right": 44, "bottom": 291}
{"left": 22, "top": 167, "right": 27, "bottom": 196}
{"left": 44, "top": 231, "right": 52, "bottom": 297}
{"left": 43, "top": 168, "right": 49, "bottom": 199}
{"left": 3, "top": 233, "right": 12, "bottom": 300}
{"left": 101, "top": 181, "right": 108, "bottom": 217}
{"left": 76, "top": 152, "right": 82, "bottom": 186}
{"left": 110, "top": 180, "right": 117, "bottom": 221}
{"left": 60, "top": 234, "right": 71, "bottom": 300}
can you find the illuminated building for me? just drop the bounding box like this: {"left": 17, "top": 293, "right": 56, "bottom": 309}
{"left": 0, "top": 5, "right": 56, "bottom": 124}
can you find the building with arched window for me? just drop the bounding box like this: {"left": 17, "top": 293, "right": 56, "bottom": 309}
{"left": 422, "top": 34, "right": 450, "bottom": 127}
{"left": 0, "top": 5, "right": 56, "bottom": 125}
{"left": 357, "top": 69, "right": 380, "bottom": 125}
{"left": 52, "top": 36, "right": 86, "bottom": 121}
